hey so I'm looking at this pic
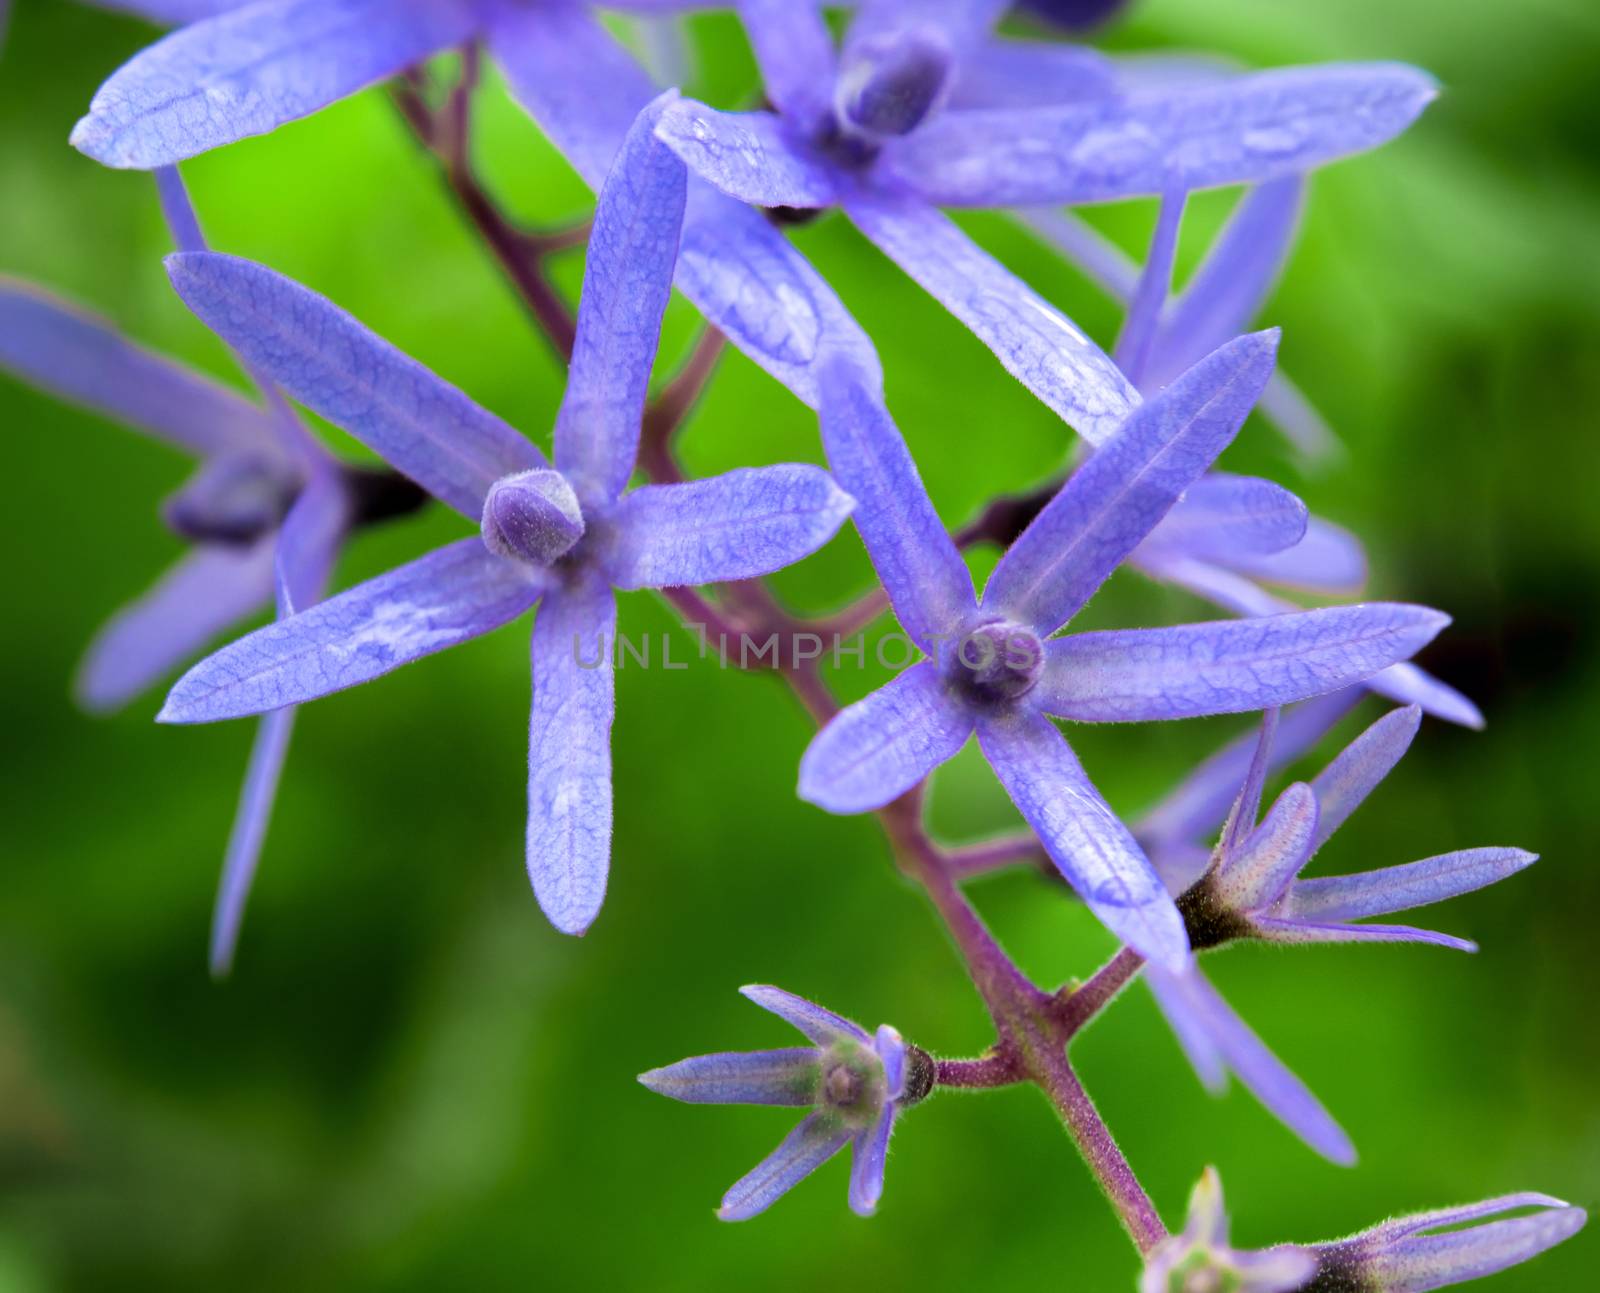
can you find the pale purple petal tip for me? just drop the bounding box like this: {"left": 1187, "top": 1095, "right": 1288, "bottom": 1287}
{"left": 637, "top": 1048, "right": 819, "bottom": 1106}
{"left": 739, "top": 986, "right": 871, "bottom": 1046}
{"left": 717, "top": 1113, "right": 852, "bottom": 1221}
{"left": 847, "top": 1106, "right": 896, "bottom": 1217}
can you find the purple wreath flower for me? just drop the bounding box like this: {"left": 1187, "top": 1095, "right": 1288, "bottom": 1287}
{"left": 651, "top": 0, "right": 1435, "bottom": 444}
{"left": 639, "top": 985, "right": 934, "bottom": 1220}
{"left": 798, "top": 335, "right": 1450, "bottom": 971}
{"left": 1136, "top": 704, "right": 1537, "bottom": 1162}
{"left": 153, "top": 100, "right": 854, "bottom": 935}
{"left": 1140, "top": 1167, "right": 1317, "bottom": 1293}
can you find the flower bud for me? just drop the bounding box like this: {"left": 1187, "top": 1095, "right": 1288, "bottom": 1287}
{"left": 162, "top": 453, "right": 299, "bottom": 545}
{"left": 480, "top": 468, "right": 584, "bottom": 567}
{"left": 835, "top": 29, "right": 953, "bottom": 140}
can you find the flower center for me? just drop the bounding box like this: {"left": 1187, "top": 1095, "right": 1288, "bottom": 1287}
{"left": 162, "top": 453, "right": 299, "bottom": 545}
{"left": 480, "top": 468, "right": 585, "bottom": 567}
{"left": 947, "top": 619, "right": 1044, "bottom": 704}
{"left": 834, "top": 29, "right": 953, "bottom": 141}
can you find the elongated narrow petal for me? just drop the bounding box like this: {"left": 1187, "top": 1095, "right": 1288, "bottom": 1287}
{"left": 273, "top": 469, "right": 348, "bottom": 615}
{"left": 1137, "top": 690, "right": 1361, "bottom": 853}
{"left": 1149, "top": 177, "right": 1305, "bottom": 385}
{"left": 208, "top": 706, "right": 295, "bottom": 976}
{"left": 1142, "top": 474, "right": 1310, "bottom": 564}
{"left": 72, "top": 0, "right": 481, "bottom": 168}
{"left": 848, "top": 1106, "right": 896, "bottom": 1217}
{"left": 818, "top": 360, "right": 973, "bottom": 648}
{"left": 718, "top": 1113, "right": 852, "bottom": 1221}
{"left": 1038, "top": 605, "right": 1450, "bottom": 723}
{"left": 978, "top": 712, "right": 1188, "bottom": 970}
{"left": 527, "top": 580, "right": 616, "bottom": 935}
{"left": 160, "top": 538, "right": 545, "bottom": 722}
{"left": 1147, "top": 968, "right": 1227, "bottom": 1091}
{"left": 1218, "top": 515, "right": 1366, "bottom": 594}
{"left": 889, "top": 63, "right": 1439, "bottom": 206}
{"left": 490, "top": 4, "right": 879, "bottom": 409}
{"left": 607, "top": 466, "right": 852, "bottom": 589}
{"left": 1252, "top": 916, "right": 1476, "bottom": 953}
{"left": 1219, "top": 709, "right": 1277, "bottom": 858}
{"left": 739, "top": 985, "right": 871, "bottom": 1046}
{"left": 655, "top": 101, "right": 839, "bottom": 209}
{"left": 77, "top": 540, "right": 277, "bottom": 713}
{"left": 0, "top": 276, "right": 275, "bottom": 457}
{"left": 984, "top": 331, "right": 1280, "bottom": 634}
{"left": 1114, "top": 189, "right": 1186, "bottom": 387}
{"left": 154, "top": 165, "right": 207, "bottom": 255}
{"left": 737, "top": 0, "right": 837, "bottom": 133}
{"left": 638, "top": 1048, "right": 820, "bottom": 1106}
{"left": 1308, "top": 704, "right": 1421, "bottom": 853}
{"left": 1218, "top": 782, "right": 1319, "bottom": 912}
{"left": 799, "top": 664, "right": 974, "bottom": 813}
{"left": 949, "top": 39, "right": 1117, "bottom": 110}
{"left": 1284, "top": 848, "right": 1537, "bottom": 924}
{"left": 1360, "top": 1193, "right": 1577, "bottom": 1244}
{"left": 845, "top": 188, "right": 1136, "bottom": 444}
{"left": 167, "top": 252, "right": 543, "bottom": 519}
{"left": 556, "top": 95, "right": 686, "bottom": 505}
{"left": 1366, "top": 662, "right": 1485, "bottom": 731}
{"left": 1149, "top": 966, "right": 1355, "bottom": 1164}
{"left": 1256, "top": 372, "right": 1338, "bottom": 459}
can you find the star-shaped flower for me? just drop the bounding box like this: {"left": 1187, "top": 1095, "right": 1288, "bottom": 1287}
{"left": 1136, "top": 704, "right": 1537, "bottom": 1162}
{"left": 639, "top": 985, "right": 934, "bottom": 1221}
{"left": 652, "top": 0, "right": 1435, "bottom": 444}
{"left": 799, "top": 334, "right": 1450, "bottom": 971}
{"left": 154, "top": 99, "right": 855, "bottom": 935}
{"left": 1141, "top": 1168, "right": 1316, "bottom": 1293}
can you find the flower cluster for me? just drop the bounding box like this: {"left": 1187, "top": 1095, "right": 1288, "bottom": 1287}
{"left": 0, "top": 0, "right": 1586, "bottom": 1287}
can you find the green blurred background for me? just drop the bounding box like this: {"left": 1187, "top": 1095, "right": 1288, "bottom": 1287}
{"left": 2, "top": 1, "right": 1597, "bottom": 1288}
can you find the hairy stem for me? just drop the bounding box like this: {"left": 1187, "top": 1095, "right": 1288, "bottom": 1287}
{"left": 936, "top": 1052, "right": 1024, "bottom": 1090}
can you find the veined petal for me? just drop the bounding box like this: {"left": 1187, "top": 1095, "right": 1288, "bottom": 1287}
{"left": 845, "top": 187, "right": 1136, "bottom": 444}
{"left": 889, "top": 63, "right": 1439, "bottom": 206}
{"left": 736, "top": 0, "right": 837, "bottom": 133}
{"left": 607, "top": 466, "right": 852, "bottom": 590}
{"left": 273, "top": 469, "right": 348, "bottom": 615}
{"left": 818, "top": 359, "right": 973, "bottom": 649}
{"left": 167, "top": 252, "right": 543, "bottom": 519}
{"left": 1308, "top": 704, "right": 1421, "bottom": 854}
{"left": 638, "top": 1048, "right": 820, "bottom": 1106}
{"left": 848, "top": 1105, "right": 896, "bottom": 1217}
{"left": 208, "top": 706, "right": 295, "bottom": 977}
{"left": 655, "top": 101, "right": 838, "bottom": 211}
{"left": 556, "top": 94, "right": 687, "bottom": 506}
{"left": 949, "top": 38, "right": 1117, "bottom": 110}
{"left": 799, "top": 663, "right": 974, "bottom": 814}
{"left": 0, "top": 275, "right": 276, "bottom": 458}
{"left": 1141, "top": 474, "right": 1310, "bottom": 565}
{"left": 527, "top": 580, "right": 616, "bottom": 935}
{"left": 1283, "top": 848, "right": 1537, "bottom": 924}
{"left": 1038, "top": 605, "right": 1451, "bottom": 723}
{"left": 1148, "top": 965, "right": 1354, "bottom": 1164}
{"left": 72, "top": 0, "right": 483, "bottom": 168}
{"left": 718, "top": 1112, "right": 851, "bottom": 1221}
{"left": 1252, "top": 916, "right": 1477, "bottom": 953}
{"left": 159, "top": 538, "right": 545, "bottom": 722}
{"left": 982, "top": 331, "right": 1280, "bottom": 635}
{"left": 77, "top": 539, "right": 277, "bottom": 713}
{"left": 1217, "top": 782, "right": 1319, "bottom": 912}
{"left": 978, "top": 711, "right": 1189, "bottom": 970}
{"left": 739, "top": 985, "right": 871, "bottom": 1046}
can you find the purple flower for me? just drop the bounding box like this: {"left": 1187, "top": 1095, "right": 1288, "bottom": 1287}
{"left": 1014, "top": 0, "right": 1129, "bottom": 31}
{"left": 1140, "top": 1167, "right": 1317, "bottom": 1293}
{"left": 652, "top": 1, "right": 1435, "bottom": 442}
{"left": 1139, "top": 704, "right": 1537, "bottom": 1161}
{"left": 153, "top": 101, "right": 854, "bottom": 936}
{"left": 799, "top": 336, "right": 1450, "bottom": 971}
{"left": 638, "top": 985, "right": 934, "bottom": 1220}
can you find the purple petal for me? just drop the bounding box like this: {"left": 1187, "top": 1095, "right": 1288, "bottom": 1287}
{"left": 1141, "top": 474, "right": 1310, "bottom": 565}
{"left": 1149, "top": 965, "right": 1355, "bottom": 1164}
{"left": 1255, "top": 371, "right": 1338, "bottom": 459}
{"left": 85, "top": 2, "right": 260, "bottom": 21}
{"left": 1252, "top": 916, "right": 1477, "bottom": 953}
{"left": 273, "top": 469, "right": 348, "bottom": 615}
{"left": 1038, "top": 605, "right": 1451, "bottom": 723}
{"left": 799, "top": 663, "right": 974, "bottom": 813}
{"left": 1361, "top": 1193, "right": 1576, "bottom": 1243}
{"left": 844, "top": 0, "right": 1007, "bottom": 57}
{"left": 739, "top": 985, "right": 871, "bottom": 1046}
{"left": 978, "top": 711, "right": 1189, "bottom": 970}
{"left": 949, "top": 38, "right": 1117, "bottom": 110}
{"left": 527, "top": 580, "right": 616, "bottom": 935}
{"left": 875, "top": 1025, "right": 907, "bottom": 1099}
{"left": 72, "top": 0, "right": 482, "bottom": 168}
{"left": 736, "top": 0, "right": 837, "bottom": 133}
{"left": 1365, "top": 662, "right": 1485, "bottom": 731}
{"left": 154, "top": 165, "right": 207, "bottom": 255}
{"left": 718, "top": 1112, "right": 851, "bottom": 1222}
{"left": 1219, "top": 709, "right": 1277, "bottom": 858}
{"left": 1148, "top": 177, "right": 1305, "bottom": 386}
{"left": 845, "top": 188, "right": 1136, "bottom": 444}
{"left": 638, "top": 1048, "right": 820, "bottom": 1106}
{"left": 654, "top": 101, "right": 838, "bottom": 212}
{"left": 848, "top": 1105, "right": 896, "bottom": 1217}
{"left": 77, "top": 540, "right": 276, "bottom": 713}
{"left": 1146, "top": 967, "right": 1227, "bottom": 1092}
{"left": 817, "top": 359, "right": 974, "bottom": 648}
{"left": 159, "top": 539, "right": 545, "bottom": 723}
{"left": 607, "top": 466, "right": 853, "bottom": 590}
{"left": 0, "top": 275, "right": 276, "bottom": 458}
{"left": 208, "top": 706, "right": 295, "bottom": 976}
{"left": 1114, "top": 189, "right": 1187, "bottom": 388}
{"left": 1283, "top": 848, "right": 1537, "bottom": 924}
{"left": 1358, "top": 1197, "right": 1586, "bottom": 1291}
{"left": 1308, "top": 703, "right": 1421, "bottom": 853}
{"left": 1217, "top": 515, "right": 1367, "bottom": 595}
{"left": 982, "top": 331, "right": 1280, "bottom": 635}
{"left": 167, "top": 252, "right": 543, "bottom": 519}
{"left": 1217, "top": 782, "right": 1319, "bottom": 912}
{"left": 556, "top": 94, "right": 686, "bottom": 505}
{"left": 889, "top": 63, "right": 1439, "bottom": 206}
